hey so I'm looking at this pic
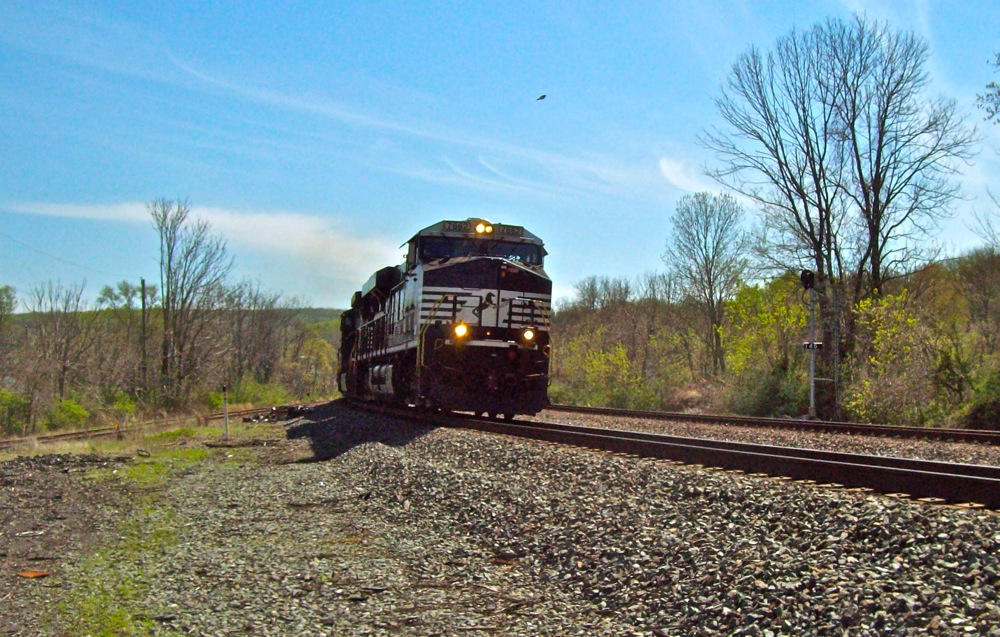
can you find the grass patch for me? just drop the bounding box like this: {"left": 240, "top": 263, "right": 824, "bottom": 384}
{"left": 12, "top": 417, "right": 288, "bottom": 634}
{"left": 53, "top": 505, "right": 182, "bottom": 637}
{"left": 145, "top": 427, "right": 197, "bottom": 442}
{"left": 196, "top": 420, "right": 281, "bottom": 442}
{"left": 51, "top": 434, "right": 227, "bottom": 635}
{"left": 86, "top": 447, "right": 212, "bottom": 489}
{"left": 0, "top": 438, "right": 122, "bottom": 463}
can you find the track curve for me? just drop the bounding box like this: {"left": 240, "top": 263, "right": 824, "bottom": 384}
{"left": 351, "top": 401, "right": 1000, "bottom": 509}
{"left": 547, "top": 403, "right": 1000, "bottom": 446}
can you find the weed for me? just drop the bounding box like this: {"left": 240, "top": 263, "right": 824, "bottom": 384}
{"left": 51, "top": 500, "right": 180, "bottom": 635}
{"left": 16, "top": 420, "right": 283, "bottom": 634}
{"left": 146, "top": 427, "right": 197, "bottom": 441}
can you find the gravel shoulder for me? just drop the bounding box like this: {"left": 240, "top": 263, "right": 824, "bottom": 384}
{"left": 3, "top": 401, "right": 1000, "bottom": 636}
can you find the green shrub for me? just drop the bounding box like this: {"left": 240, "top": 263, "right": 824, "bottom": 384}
{"left": 205, "top": 379, "right": 290, "bottom": 409}
{"left": 963, "top": 366, "right": 1000, "bottom": 431}
{"left": 111, "top": 391, "right": 138, "bottom": 417}
{"left": 0, "top": 388, "right": 31, "bottom": 436}
{"left": 551, "top": 333, "right": 656, "bottom": 409}
{"left": 47, "top": 399, "right": 90, "bottom": 430}
{"left": 726, "top": 364, "right": 807, "bottom": 418}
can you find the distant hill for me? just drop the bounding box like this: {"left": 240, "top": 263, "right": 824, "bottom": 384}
{"left": 295, "top": 307, "right": 344, "bottom": 324}
{"left": 9, "top": 306, "right": 344, "bottom": 325}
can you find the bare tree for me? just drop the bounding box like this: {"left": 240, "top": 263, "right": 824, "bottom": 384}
{"left": 971, "top": 193, "right": 1000, "bottom": 249}
{"left": 633, "top": 271, "right": 675, "bottom": 381}
{"left": 226, "top": 280, "right": 301, "bottom": 385}
{"left": 150, "top": 198, "right": 232, "bottom": 406}
{"left": 972, "top": 54, "right": 1000, "bottom": 249}
{"left": 704, "top": 28, "right": 854, "bottom": 411}
{"left": 979, "top": 52, "right": 1000, "bottom": 123}
{"left": 703, "top": 25, "right": 851, "bottom": 294}
{"left": 25, "top": 281, "right": 97, "bottom": 400}
{"left": 0, "top": 285, "right": 15, "bottom": 380}
{"left": 825, "top": 16, "right": 978, "bottom": 296}
{"left": 94, "top": 280, "right": 159, "bottom": 398}
{"left": 704, "top": 14, "right": 977, "bottom": 416}
{"left": 663, "top": 192, "right": 750, "bottom": 375}
{"left": 569, "top": 277, "right": 600, "bottom": 312}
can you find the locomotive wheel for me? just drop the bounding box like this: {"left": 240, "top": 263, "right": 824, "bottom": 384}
{"left": 503, "top": 413, "right": 515, "bottom": 421}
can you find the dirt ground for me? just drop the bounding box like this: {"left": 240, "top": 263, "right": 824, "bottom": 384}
{"left": 0, "top": 453, "right": 133, "bottom": 635}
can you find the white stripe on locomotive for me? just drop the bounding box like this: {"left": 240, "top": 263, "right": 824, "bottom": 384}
{"left": 419, "top": 287, "right": 550, "bottom": 328}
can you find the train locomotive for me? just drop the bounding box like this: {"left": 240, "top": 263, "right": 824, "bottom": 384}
{"left": 338, "top": 218, "right": 551, "bottom": 418}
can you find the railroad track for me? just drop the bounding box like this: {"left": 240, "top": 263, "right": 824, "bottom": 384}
{"left": 548, "top": 403, "right": 1000, "bottom": 446}
{"left": 0, "top": 421, "right": 182, "bottom": 451}
{"left": 0, "top": 401, "right": 324, "bottom": 451}
{"left": 0, "top": 426, "right": 124, "bottom": 450}
{"left": 353, "top": 402, "right": 1000, "bottom": 509}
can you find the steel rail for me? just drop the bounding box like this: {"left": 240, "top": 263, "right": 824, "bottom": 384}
{"left": 464, "top": 415, "right": 1000, "bottom": 508}
{"left": 0, "top": 400, "right": 324, "bottom": 451}
{"left": 0, "top": 427, "right": 121, "bottom": 450}
{"left": 547, "top": 403, "right": 1000, "bottom": 446}
{"left": 353, "top": 402, "right": 1000, "bottom": 509}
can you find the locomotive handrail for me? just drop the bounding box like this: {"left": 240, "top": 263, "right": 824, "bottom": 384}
{"left": 416, "top": 324, "right": 428, "bottom": 378}
{"left": 346, "top": 333, "right": 361, "bottom": 395}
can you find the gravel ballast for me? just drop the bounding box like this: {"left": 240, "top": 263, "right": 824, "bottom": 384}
{"left": 530, "top": 409, "right": 1000, "bottom": 468}
{"left": 4, "top": 401, "right": 1000, "bottom": 635}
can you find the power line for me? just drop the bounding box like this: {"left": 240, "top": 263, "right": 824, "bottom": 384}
{"left": 0, "top": 228, "right": 134, "bottom": 280}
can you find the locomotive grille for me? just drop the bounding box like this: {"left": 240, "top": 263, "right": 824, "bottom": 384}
{"left": 504, "top": 296, "right": 550, "bottom": 328}
{"left": 420, "top": 287, "right": 550, "bottom": 329}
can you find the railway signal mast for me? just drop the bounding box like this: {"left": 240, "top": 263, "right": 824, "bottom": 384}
{"left": 800, "top": 270, "right": 821, "bottom": 419}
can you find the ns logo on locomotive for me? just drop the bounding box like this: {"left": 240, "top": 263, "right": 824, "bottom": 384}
{"left": 338, "top": 219, "right": 552, "bottom": 419}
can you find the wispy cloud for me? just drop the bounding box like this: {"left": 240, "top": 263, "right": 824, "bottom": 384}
{"left": 168, "top": 54, "right": 422, "bottom": 139}
{"left": 658, "top": 156, "right": 716, "bottom": 194}
{"left": 168, "top": 54, "right": 673, "bottom": 201}
{"left": 5, "top": 201, "right": 150, "bottom": 223}
{"left": 193, "top": 206, "right": 402, "bottom": 284}
{"left": 3, "top": 2, "right": 681, "bottom": 204}
{"left": 3, "top": 200, "right": 402, "bottom": 305}
{"left": 0, "top": 1, "right": 179, "bottom": 85}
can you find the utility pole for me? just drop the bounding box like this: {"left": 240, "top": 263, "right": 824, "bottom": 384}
{"left": 222, "top": 384, "right": 229, "bottom": 442}
{"left": 140, "top": 277, "right": 147, "bottom": 392}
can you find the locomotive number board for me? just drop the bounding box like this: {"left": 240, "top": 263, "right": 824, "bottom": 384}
{"left": 442, "top": 221, "right": 525, "bottom": 237}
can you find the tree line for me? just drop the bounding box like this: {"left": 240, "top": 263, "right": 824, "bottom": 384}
{"left": 550, "top": 14, "right": 1000, "bottom": 429}
{"left": 4, "top": 14, "right": 999, "bottom": 433}
{"left": 550, "top": 247, "right": 1000, "bottom": 430}
{"left": 0, "top": 199, "right": 338, "bottom": 436}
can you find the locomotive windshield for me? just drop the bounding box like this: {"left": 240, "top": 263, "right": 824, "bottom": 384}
{"left": 420, "top": 237, "right": 544, "bottom": 266}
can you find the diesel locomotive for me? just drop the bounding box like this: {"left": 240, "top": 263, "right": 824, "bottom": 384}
{"left": 338, "top": 218, "right": 552, "bottom": 418}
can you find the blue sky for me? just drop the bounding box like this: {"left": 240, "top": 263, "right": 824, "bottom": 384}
{"left": 2, "top": 0, "right": 999, "bottom": 309}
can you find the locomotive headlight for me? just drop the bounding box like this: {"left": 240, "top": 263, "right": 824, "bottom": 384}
{"left": 523, "top": 328, "right": 535, "bottom": 341}
{"left": 454, "top": 323, "right": 469, "bottom": 338}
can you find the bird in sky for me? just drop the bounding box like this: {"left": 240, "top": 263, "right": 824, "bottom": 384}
{"left": 537, "top": 94, "right": 546, "bottom": 100}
